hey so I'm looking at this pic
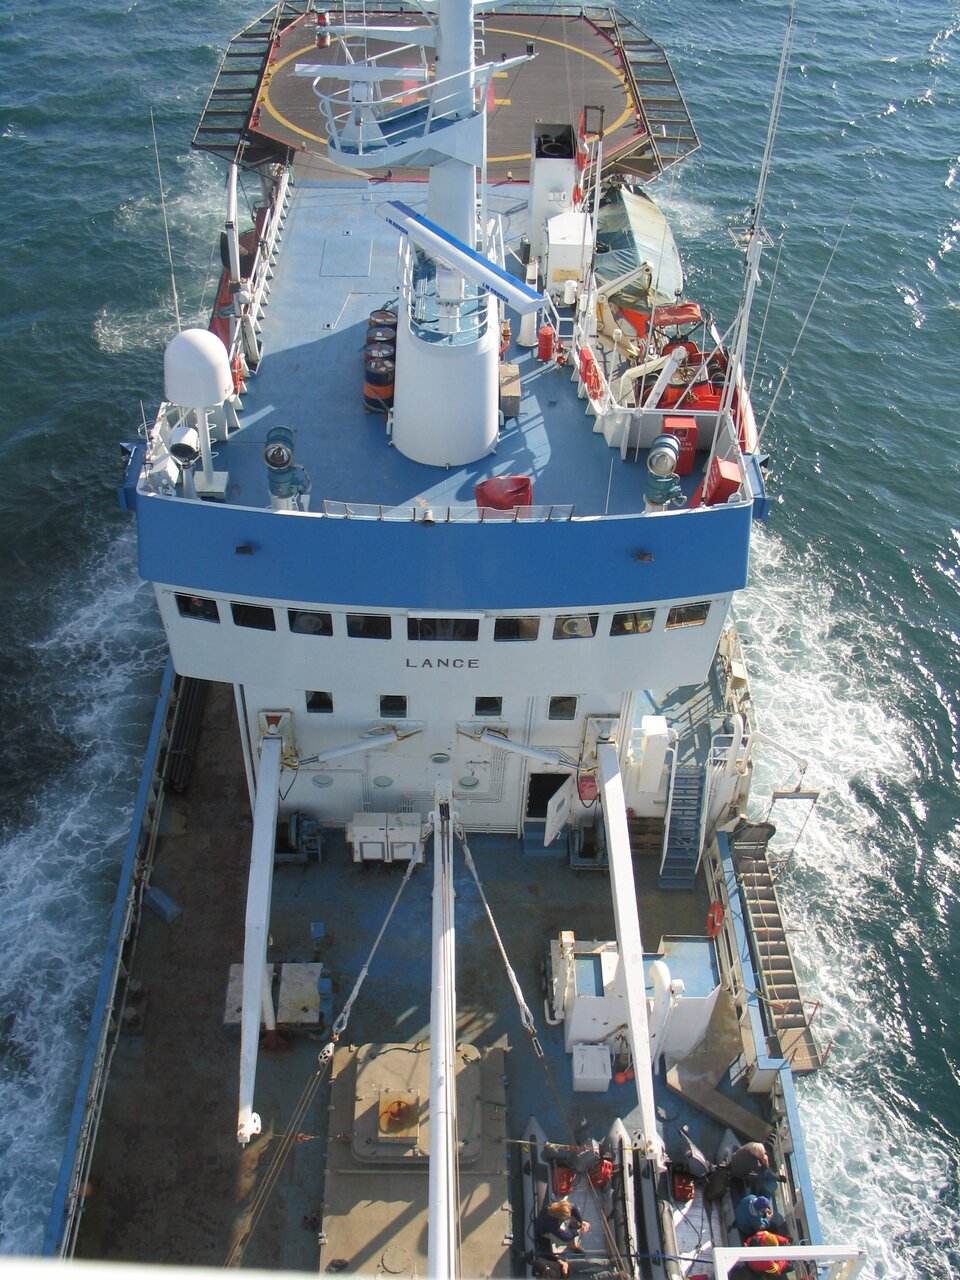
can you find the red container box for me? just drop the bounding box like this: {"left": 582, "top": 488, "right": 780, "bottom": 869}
{"left": 704, "top": 456, "right": 741, "bottom": 505}
{"left": 662, "top": 416, "right": 697, "bottom": 476}
{"left": 475, "top": 475, "right": 533, "bottom": 510}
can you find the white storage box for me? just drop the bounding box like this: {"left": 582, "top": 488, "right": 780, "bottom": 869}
{"left": 571, "top": 1042, "right": 612, "bottom": 1092}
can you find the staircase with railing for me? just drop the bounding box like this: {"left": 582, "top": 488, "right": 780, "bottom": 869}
{"left": 658, "top": 764, "right": 705, "bottom": 890}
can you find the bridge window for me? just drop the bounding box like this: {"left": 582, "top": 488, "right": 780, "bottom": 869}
{"left": 548, "top": 696, "right": 578, "bottom": 721}
{"left": 176, "top": 594, "right": 219, "bottom": 622}
{"left": 347, "top": 614, "right": 392, "bottom": 639}
{"left": 611, "top": 609, "right": 655, "bottom": 636}
{"left": 306, "top": 691, "right": 334, "bottom": 713}
{"left": 494, "top": 616, "right": 540, "bottom": 641}
{"left": 666, "top": 602, "right": 710, "bottom": 629}
{"left": 553, "top": 614, "right": 598, "bottom": 640}
{"left": 408, "top": 617, "right": 480, "bottom": 641}
{"left": 289, "top": 610, "right": 333, "bottom": 636}
{"left": 475, "top": 697, "right": 503, "bottom": 717}
{"left": 231, "top": 602, "right": 276, "bottom": 630}
{"left": 380, "top": 694, "right": 407, "bottom": 718}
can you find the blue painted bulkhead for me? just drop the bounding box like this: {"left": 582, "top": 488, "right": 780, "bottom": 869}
{"left": 136, "top": 493, "right": 752, "bottom": 610}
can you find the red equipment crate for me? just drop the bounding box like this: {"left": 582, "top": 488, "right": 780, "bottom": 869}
{"left": 662, "top": 416, "right": 697, "bottom": 476}
{"left": 704, "top": 456, "right": 741, "bottom": 505}
{"left": 475, "top": 475, "right": 533, "bottom": 509}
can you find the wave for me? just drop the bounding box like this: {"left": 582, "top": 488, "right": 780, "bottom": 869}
{"left": 0, "top": 529, "right": 164, "bottom": 1254}
{"left": 735, "top": 527, "right": 960, "bottom": 1279}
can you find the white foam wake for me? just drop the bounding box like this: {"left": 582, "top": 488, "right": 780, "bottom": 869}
{"left": 0, "top": 527, "right": 164, "bottom": 1254}
{"left": 734, "top": 526, "right": 960, "bottom": 1280}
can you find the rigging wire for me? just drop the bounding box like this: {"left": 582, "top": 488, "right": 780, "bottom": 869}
{"left": 758, "top": 202, "right": 855, "bottom": 445}
{"left": 224, "top": 837, "right": 427, "bottom": 1267}
{"left": 455, "top": 821, "right": 632, "bottom": 1280}
{"left": 748, "top": 236, "right": 784, "bottom": 396}
{"left": 150, "top": 108, "right": 181, "bottom": 333}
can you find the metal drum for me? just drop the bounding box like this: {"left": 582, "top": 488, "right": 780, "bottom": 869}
{"left": 368, "top": 308, "right": 398, "bottom": 331}
{"left": 363, "top": 357, "right": 395, "bottom": 412}
{"left": 366, "top": 326, "right": 396, "bottom": 347}
{"left": 364, "top": 342, "right": 395, "bottom": 363}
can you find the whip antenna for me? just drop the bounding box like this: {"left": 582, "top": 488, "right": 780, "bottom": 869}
{"left": 150, "top": 108, "right": 181, "bottom": 332}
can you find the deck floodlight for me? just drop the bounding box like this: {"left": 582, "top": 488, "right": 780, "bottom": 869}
{"left": 647, "top": 432, "right": 680, "bottom": 477}
{"left": 168, "top": 424, "right": 201, "bottom": 465}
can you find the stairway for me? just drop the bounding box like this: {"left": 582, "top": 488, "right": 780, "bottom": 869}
{"left": 658, "top": 765, "right": 704, "bottom": 890}
{"left": 736, "top": 852, "right": 824, "bottom": 1074}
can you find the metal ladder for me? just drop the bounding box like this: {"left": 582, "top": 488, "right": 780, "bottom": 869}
{"left": 658, "top": 765, "right": 704, "bottom": 890}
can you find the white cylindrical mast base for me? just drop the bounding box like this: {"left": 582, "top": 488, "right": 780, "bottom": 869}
{"left": 391, "top": 297, "right": 500, "bottom": 465}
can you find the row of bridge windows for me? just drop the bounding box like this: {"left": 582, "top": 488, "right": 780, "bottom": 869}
{"left": 175, "top": 598, "right": 711, "bottom": 635}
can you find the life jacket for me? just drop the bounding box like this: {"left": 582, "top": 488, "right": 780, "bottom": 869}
{"left": 744, "top": 1231, "right": 790, "bottom": 1274}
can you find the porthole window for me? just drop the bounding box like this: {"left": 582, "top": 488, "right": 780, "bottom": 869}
{"left": 666, "top": 602, "right": 710, "bottom": 629}
{"left": 289, "top": 610, "right": 333, "bottom": 636}
{"left": 175, "top": 594, "right": 220, "bottom": 622}
{"left": 347, "top": 614, "right": 392, "bottom": 639}
{"left": 611, "top": 609, "right": 655, "bottom": 636}
{"left": 553, "top": 614, "right": 598, "bottom": 640}
{"left": 548, "top": 696, "right": 578, "bottom": 721}
{"left": 494, "top": 616, "right": 539, "bottom": 641}
{"left": 475, "top": 696, "right": 503, "bottom": 717}
{"left": 408, "top": 617, "right": 480, "bottom": 641}
{"left": 306, "top": 691, "right": 334, "bottom": 713}
{"left": 380, "top": 694, "right": 407, "bottom": 718}
{"left": 231, "top": 602, "right": 276, "bottom": 631}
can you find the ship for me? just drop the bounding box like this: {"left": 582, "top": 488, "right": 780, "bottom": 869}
{"left": 44, "top": 3, "right": 866, "bottom": 1277}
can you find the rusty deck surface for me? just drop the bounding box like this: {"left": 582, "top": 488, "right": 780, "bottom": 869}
{"left": 74, "top": 681, "right": 715, "bottom": 1271}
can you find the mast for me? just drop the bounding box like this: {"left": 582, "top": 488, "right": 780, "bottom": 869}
{"left": 723, "top": 0, "right": 797, "bottom": 424}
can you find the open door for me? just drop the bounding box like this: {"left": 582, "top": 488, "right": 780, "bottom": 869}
{"left": 543, "top": 774, "right": 577, "bottom": 847}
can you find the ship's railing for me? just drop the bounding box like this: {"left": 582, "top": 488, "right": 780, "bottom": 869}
{"left": 316, "top": 62, "right": 497, "bottom": 160}
{"left": 318, "top": 499, "right": 576, "bottom": 521}
{"left": 714, "top": 1245, "right": 866, "bottom": 1279}
{"left": 228, "top": 164, "right": 292, "bottom": 373}
{"left": 397, "top": 239, "right": 491, "bottom": 345}
{"left": 43, "top": 663, "right": 179, "bottom": 1258}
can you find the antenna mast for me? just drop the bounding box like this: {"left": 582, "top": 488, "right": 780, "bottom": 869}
{"left": 724, "top": 1, "right": 797, "bottom": 415}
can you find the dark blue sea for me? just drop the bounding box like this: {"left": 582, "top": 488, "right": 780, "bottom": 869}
{"left": 0, "top": 1, "right": 957, "bottom": 1274}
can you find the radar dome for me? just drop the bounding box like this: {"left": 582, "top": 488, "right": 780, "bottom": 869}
{"left": 164, "top": 329, "right": 233, "bottom": 409}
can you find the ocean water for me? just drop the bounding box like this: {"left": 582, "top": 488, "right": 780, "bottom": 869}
{"left": 0, "top": 0, "right": 957, "bottom": 1275}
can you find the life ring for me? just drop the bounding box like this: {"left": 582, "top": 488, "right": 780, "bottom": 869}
{"left": 231, "top": 354, "right": 244, "bottom": 395}
{"left": 705, "top": 901, "right": 724, "bottom": 938}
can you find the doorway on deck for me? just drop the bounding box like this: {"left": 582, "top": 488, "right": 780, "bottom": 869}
{"left": 523, "top": 772, "right": 569, "bottom": 855}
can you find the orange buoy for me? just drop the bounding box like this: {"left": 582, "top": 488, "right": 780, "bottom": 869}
{"left": 706, "top": 900, "right": 724, "bottom": 938}
{"left": 231, "top": 354, "right": 244, "bottom": 395}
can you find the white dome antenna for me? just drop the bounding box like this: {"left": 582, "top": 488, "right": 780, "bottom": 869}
{"left": 164, "top": 329, "right": 232, "bottom": 409}
{"left": 162, "top": 329, "right": 232, "bottom": 498}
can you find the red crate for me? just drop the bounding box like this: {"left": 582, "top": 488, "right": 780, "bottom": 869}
{"left": 704, "top": 457, "right": 741, "bottom": 505}
{"left": 662, "top": 416, "right": 698, "bottom": 476}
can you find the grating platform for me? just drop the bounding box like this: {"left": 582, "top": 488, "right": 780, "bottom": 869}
{"left": 195, "top": 4, "right": 698, "bottom": 184}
